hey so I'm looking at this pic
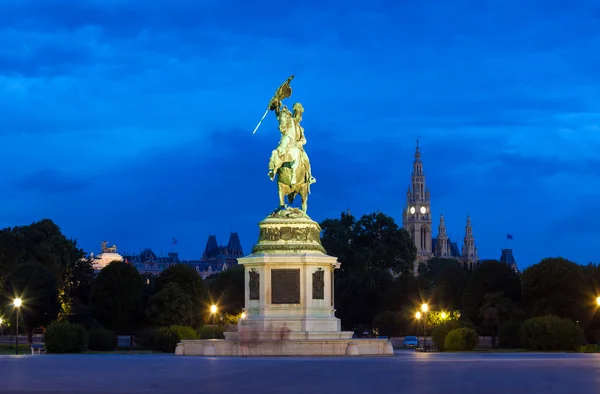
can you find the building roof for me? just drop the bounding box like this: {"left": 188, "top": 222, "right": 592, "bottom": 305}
{"left": 204, "top": 235, "right": 219, "bottom": 257}
{"left": 499, "top": 248, "right": 517, "bottom": 265}
{"left": 227, "top": 232, "right": 244, "bottom": 255}
{"left": 431, "top": 238, "right": 461, "bottom": 257}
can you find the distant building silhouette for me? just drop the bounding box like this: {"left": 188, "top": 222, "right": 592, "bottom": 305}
{"left": 106, "top": 232, "right": 244, "bottom": 279}
{"left": 499, "top": 248, "right": 518, "bottom": 273}
{"left": 402, "top": 141, "right": 479, "bottom": 273}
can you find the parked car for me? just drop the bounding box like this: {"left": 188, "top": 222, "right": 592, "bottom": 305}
{"left": 403, "top": 336, "right": 419, "bottom": 348}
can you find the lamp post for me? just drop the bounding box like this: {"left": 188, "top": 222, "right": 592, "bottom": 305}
{"left": 210, "top": 305, "right": 217, "bottom": 339}
{"left": 14, "top": 298, "right": 22, "bottom": 355}
{"left": 415, "top": 311, "right": 422, "bottom": 349}
{"left": 421, "top": 303, "right": 429, "bottom": 352}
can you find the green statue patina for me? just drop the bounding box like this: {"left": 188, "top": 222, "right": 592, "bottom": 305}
{"left": 254, "top": 75, "right": 316, "bottom": 212}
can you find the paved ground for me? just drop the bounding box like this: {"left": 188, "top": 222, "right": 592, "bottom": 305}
{"left": 0, "top": 350, "right": 598, "bottom": 394}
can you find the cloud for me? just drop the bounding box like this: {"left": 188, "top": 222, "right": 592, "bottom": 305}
{"left": 0, "top": 0, "right": 599, "bottom": 267}
{"left": 10, "top": 168, "right": 90, "bottom": 195}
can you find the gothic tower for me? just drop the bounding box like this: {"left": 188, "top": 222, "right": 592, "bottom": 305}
{"left": 402, "top": 140, "right": 433, "bottom": 269}
{"left": 460, "top": 215, "right": 478, "bottom": 268}
{"left": 435, "top": 214, "right": 451, "bottom": 258}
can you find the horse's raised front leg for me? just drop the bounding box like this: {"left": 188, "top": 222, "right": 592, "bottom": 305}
{"left": 301, "top": 188, "right": 308, "bottom": 212}
{"left": 278, "top": 183, "right": 286, "bottom": 208}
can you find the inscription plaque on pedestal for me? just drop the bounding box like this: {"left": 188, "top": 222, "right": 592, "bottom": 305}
{"left": 312, "top": 269, "right": 324, "bottom": 299}
{"left": 271, "top": 269, "right": 300, "bottom": 304}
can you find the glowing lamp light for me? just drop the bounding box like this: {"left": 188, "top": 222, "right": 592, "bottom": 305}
{"left": 597, "top": 296, "right": 600, "bottom": 306}
{"left": 241, "top": 312, "right": 246, "bottom": 319}
{"left": 210, "top": 305, "right": 217, "bottom": 314}
{"left": 441, "top": 312, "right": 447, "bottom": 319}
{"left": 421, "top": 303, "right": 428, "bottom": 313}
{"left": 415, "top": 311, "right": 422, "bottom": 319}
{"left": 14, "top": 298, "right": 22, "bottom": 308}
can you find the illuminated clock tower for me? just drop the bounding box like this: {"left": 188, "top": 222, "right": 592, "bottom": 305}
{"left": 402, "top": 140, "right": 433, "bottom": 270}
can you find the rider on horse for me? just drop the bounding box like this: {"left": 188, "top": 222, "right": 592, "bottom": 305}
{"left": 268, "top": 99, "right": 316, "bottom": 187}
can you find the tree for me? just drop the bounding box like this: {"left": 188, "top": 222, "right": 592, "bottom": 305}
{"left": 0, "top": 219, "right": 85, "bottom": 313}
{"left": 147, "top": 283, "right": 193, "bottom": 326}
{"left": 2, "top": 262, "right": 60, "bottom": 344}
{"left": 321, "top": 211, "right": 417, "bottom": 329}
{"left": 155, "top": 265, "right": 208, "bottom": 327}
{"left": 90, "top": 261, "right": 144, "bottom": 333}
{"left": 521, "top": 257, "right": 586, "bottom": 323}
{"left": 207, "top": 265, "right": 245, "bottom": 316}
{"left": 66, "top": 257, "right": 95, "bottom": 305}
{"left": 461, "top": 260, "right": 521, "bottom": 324}
{"left": 0, "top": 219, "right": 84, "bottom": 285}
{"left": 322, "top": 212, "right": 416, "bottom": 275}
{"left": 479, "top": 292, "right": 515, "bottom": 348}
{"left": 424, "top": 258, "right": 470, "bottom": 310}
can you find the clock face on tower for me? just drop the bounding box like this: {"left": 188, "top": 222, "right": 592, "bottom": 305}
{"left": 410, "top": 207, "right": 415, "bottom": 214}
{"left": 420, "top": 206, "right": 427, "bottom": 214}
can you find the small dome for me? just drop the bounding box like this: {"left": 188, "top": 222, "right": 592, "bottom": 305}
{"left": 140, "top": 249, "right": 157, "bottom": 262}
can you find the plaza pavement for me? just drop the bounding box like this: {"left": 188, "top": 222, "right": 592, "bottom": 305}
{"left": 0, "top": 350, "right": 598, "bottom": 394}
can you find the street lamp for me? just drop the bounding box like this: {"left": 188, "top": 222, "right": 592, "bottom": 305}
{"left": 0, "top": 317, "right": 3, "bottom": 336}
{"left": 421, "top": 303, "right": 429, "bottom": 351}
{"left": 415, "top": 311, "right": 422, "bottom": 349}
{"left": 210, "top": 305, "right": 217, "bottom": 339}
{"left": 241, "top": 312, "right": 246, "bottom": 319}
{"left": 14, "top": 298, "right": 22, "bottom": 355}
{"left": 441, "top": 312, "right": 447, "bottom": 320}
{"left": 596, "top": 296, "right": 600, "bottom": 307}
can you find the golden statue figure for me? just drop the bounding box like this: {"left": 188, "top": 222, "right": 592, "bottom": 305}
{"left": 254, "top": 75, "right": 315, "bottom": 212}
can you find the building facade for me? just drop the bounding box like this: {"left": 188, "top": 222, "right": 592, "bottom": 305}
{"left": 402, "top": 141, "right": 479, "bottom": 272}
{"left": 94, "top": 233, "right": 244, "bottom": 279}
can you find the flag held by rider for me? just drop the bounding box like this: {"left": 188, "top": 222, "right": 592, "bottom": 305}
{"left": 252, "top": 75, "right": 295, "bottom": 134}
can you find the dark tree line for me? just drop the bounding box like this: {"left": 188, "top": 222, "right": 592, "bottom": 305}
{"left": 2, "top": 216, "right": 599, "bottom": 347}
{"left": 321, "top": 211, "right": 600, "bottom": 344}
{"left": 0, "top": 219, "right": 245, "bottom": 341}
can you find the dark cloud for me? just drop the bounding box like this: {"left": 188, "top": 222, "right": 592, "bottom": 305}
{"left": 11, "top": 169, "right": 90, "bottom": 195}
{"left": 0, "top": 0, "right": 598, "bottom": 267}
{"left": 0, "top": 42, "right": 94, "bottom": 77}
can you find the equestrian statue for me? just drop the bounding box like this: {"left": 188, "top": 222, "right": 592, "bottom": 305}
{"left": 253, "top": 75, "right": 316, "bottom": 213}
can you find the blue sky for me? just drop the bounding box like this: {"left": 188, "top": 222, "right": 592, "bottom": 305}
{"left": 0, "top": 0, "right": 599, "bottom": 268}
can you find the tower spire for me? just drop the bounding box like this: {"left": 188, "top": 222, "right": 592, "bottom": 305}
{"left": 403, "top": 138, "right": 432, "bottom": 272}
{"left": 460, "top": 215, "right": 478, "bottom": 268}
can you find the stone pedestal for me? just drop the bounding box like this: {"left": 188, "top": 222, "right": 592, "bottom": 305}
{"left": 235, "top": 208, "right": 351, "bottom": 339}
{"left": 176, "top": 207, "right": 391, "bottom": 356}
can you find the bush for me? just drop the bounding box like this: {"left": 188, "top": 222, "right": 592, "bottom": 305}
{"left": 580, "top": 344, "right": 600, "bottom": 353}
{"left": 134, "top": 327, "right": 158, "bottom": 350}
{"left": 198, "top": 325, "right": 225, "bottom": 340}
{"left": 431, "top": 320, "right": 462, "bottom": 351}
{"left": 445, "top": 328, "right": 479, "bottom": 351}
{"left": 519, "top": 315, "right": 584, "bottom": 351}
{"left": 372, "top": 311, "right": 404, "bottom": 337}
{"left": 44, "top": 321, "right": 87, "bottom": 353}
{"left": 498, "top": 321, "right": 522, "bottom": 348}
{"left": 88, "top": 328, "right": 117, "bottom": 351}
{"left": 135, "top": 325, "right": 196, "bottom": 353}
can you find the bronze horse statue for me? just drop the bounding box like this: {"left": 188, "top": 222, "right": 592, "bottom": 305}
{"left": 273, "top": 158, "right": 310, "bottom": 212}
